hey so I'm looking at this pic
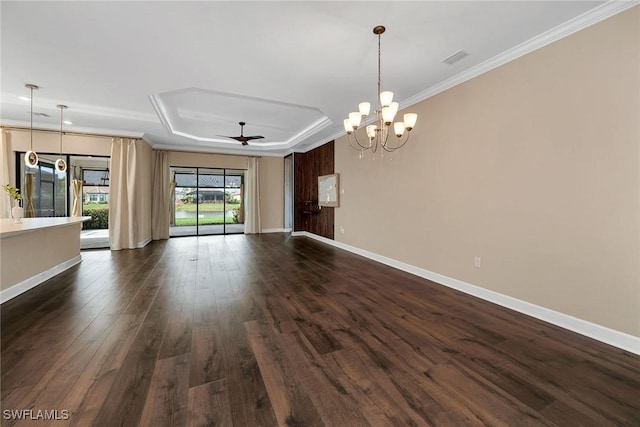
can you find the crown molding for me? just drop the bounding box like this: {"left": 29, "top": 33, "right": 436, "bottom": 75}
{"left": 150, "top": 143, "right": 284, "bottom": 158}
{"left": 0, "top": 120, "right": 144, "bottom": 138}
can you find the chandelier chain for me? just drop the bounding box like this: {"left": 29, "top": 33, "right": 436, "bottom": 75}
{"left": 378, "top": 31, "right": 381, "bottom": 108}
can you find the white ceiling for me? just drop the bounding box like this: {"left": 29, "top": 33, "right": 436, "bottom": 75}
{"left": 0, "top": 1, "right": 622, "bottom": 156}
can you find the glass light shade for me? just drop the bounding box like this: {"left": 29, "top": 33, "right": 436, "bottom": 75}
{"left": 393, "top": 122, "right": 405, "bottom": 137}
{"left": 380, "top": 91, "right": 394, "bottom": 107}
{"left": 25, "top": 150, "right": 38, "bottom": 167}
{"left": 403, "top": 113, "right": 418, "bottom": 130}
{"left": 343, "top": 119, "right": 352, "bottom": 133}
{"left": 55, "top": 158, "right": 67, "bottom": 173}
{"left": 366, "top": 125, "right": 377, "bottom": 139}
{"left": 381, "top": 106, "right": 396, "bottom": 124}
{"left": 389, "top": 102, "right": 399, "bottom": 115}
{"left": 358, "top": 102, "right": 371, "bottom": 116}
{"left": 349, "top": 112, "right": 362, "bottom": 129}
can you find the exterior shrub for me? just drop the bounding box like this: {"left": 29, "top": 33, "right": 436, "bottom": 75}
{"left": 84, "top": 208, "right": 109, "bottom": 230}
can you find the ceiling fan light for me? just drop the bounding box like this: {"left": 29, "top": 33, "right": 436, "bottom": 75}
{"left": 404, "top": 113, "right": 418, "bottom": 130}
{"left": 358, "top": 102, "right": 371, "bottom": 116}
{"left": 394, "top": 122, "right": 405, "bottom": 137}
{"left": 380, "top": 91, "right": 394, "bottom": 107}
{"left": 366, "top": 124, "right": 377, "bottom": 139}
{"left": 349, "top": 112, "right": 362, "bottom": 129}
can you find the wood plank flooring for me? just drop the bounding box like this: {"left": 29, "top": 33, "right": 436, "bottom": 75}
{"left": 1, "top": 234, "right": 639, "bottom": 426}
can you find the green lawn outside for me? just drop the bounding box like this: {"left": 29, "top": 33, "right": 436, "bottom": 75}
{"left": 175, "top": 217, "right": 238, "bottom": 226}
{"left": 175, "top": 203, "right": 240, "bottom": 212}
{"left": 83, "top": 203, "right": 108, "bottom": 211}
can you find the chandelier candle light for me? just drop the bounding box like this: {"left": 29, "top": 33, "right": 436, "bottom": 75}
{"left": 343, "top": 25, "right": 417, "bottom": 158}
{"left": 24, "top": 83, "right": 39, "bottom": 167}
{"left": 55, "top": 104, "right": 68, "bottom": 173}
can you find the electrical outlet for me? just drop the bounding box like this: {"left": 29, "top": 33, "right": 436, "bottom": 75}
{"left": 474, "top": 257, "right": 481, "bottom": 268}
{"left": 339, "top": 226, "right": 345, "bottom": 234}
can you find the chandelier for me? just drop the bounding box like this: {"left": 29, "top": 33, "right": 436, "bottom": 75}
{"left": 343, "top": 25, "right": 417, "bottom": 158}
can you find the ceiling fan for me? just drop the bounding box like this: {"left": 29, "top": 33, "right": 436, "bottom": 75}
{"left": 218, "top": 121, "right": 264, "bottom": 146}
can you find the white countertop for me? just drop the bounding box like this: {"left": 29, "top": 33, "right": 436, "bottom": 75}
{"left": 0, "top": 216, "right": 92, "bottom": 238}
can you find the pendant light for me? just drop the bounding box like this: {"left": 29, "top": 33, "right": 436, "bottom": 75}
{"left": 24, "top": 84, "right": 39, "bottom": 168}
{"left": 55, "top": 104, "right": 68, "bottom": 173}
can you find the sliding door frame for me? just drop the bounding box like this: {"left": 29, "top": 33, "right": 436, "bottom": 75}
{"left": 170, "top": 166, "right": 246, "bottom": 237}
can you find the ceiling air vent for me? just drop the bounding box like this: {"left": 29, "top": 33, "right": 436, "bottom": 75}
{"left": 442, "top": 50, "right": 469, "bottom": 65}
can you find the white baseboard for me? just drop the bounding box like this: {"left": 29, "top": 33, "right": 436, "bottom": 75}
{"left": 137, "top": 236, "right": 152, "bottom": 248}
{"left": 1, "top": 255, "right": 82, "bottom": 304}
{"left": 261, "top": 228, "right": 289, "bottom": 233}
{"left": 293, "top": 232, "right": 640, "bottom": 355}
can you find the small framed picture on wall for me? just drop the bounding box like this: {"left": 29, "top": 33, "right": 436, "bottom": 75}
{"left": 318, "top": 173, "right": 339, "bottom": 207}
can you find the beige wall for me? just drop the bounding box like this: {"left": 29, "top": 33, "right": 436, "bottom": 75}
{"left": 169, "top": 151, "right": 249, "bottom": 170}
{"left": 168, "top": 151, "right": 284, "bottom": 231}
{"left": 259, "top": 156, "right": 284, "bottom": 230}
{"left": 335, "top": 7, "right": 640, "bottom": 337}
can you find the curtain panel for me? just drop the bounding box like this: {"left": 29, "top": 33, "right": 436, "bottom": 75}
{"left": 109, "top": 138, "right": 138, "bottom": 250}
{"left": 244, "top": 157, "right": 261, "bottom": 234}
{"left": 24, "top": 173, "right": 35, "bottom": 218}
{"left": 71, "top": 179, "right": 83, "bottom": 217}
{"left": 1, "top": 131, "right": 11, "bottom": 218}
{"left": 151, "top": 150, "right": 170, "bottom": 240}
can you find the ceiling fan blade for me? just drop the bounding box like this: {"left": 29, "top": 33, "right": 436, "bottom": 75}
{"left": 216, "top": 123, "right": 265, "bottom": 146}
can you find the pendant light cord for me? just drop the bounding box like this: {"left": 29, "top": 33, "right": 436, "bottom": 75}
{"left": 59, "top": 106, "right": 63, "bottom": 156}
{"left": 30, "top": 86, "right": 34, "bottom": 151}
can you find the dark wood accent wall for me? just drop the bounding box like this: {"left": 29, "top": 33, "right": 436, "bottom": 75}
{"left": 294, "top": 141, "right": 334, "bottom": 239}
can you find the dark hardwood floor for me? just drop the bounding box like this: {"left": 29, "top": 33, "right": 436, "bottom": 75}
{"left": 1, "top": 234, "right": 639, "bottom": 426}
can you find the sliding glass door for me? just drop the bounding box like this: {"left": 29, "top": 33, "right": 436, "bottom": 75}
{"left": 19, "top": 153, "right": 68, "bottom": 217}
{"left": 170, "top": 167, "right": 245, "bottom": 237}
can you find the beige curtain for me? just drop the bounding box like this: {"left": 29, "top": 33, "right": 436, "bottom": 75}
{"left": 238, "top": 183, "right": 245, "bottom": 223}
{"left": 169, "top": 178, "right": 176, "bottom": 226}
{"left": 151, "top": 150, "right": 170, "bottom": 240}
{"left": 71, "top": 179, "right": 83, "bottom": 217}
{"left": 109, "top": 138, "right": 138, "bottom": 250}
{"left": 244, "top": 157, "right": 261, "bottom": 234}
{"left": 1, "top": 130, "right": 10, "bottom": 218}
{"left": 25, "top": 173, "right": 35, "bottom": 218}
